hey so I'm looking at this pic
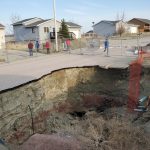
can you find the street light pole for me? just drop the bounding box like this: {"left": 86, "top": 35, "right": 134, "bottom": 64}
{"left": 53, "top": 0, "right": 58, "bottom": 52}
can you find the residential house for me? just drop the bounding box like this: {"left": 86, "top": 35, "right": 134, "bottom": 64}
{"left": 13, "top": 17, "right": 61, "bottom": 42}
{"left": 116, "top": 21, "right": 139, "bottom": 34}
{"left": 65, "top": 22, "right": 82, "bottom": 39}
{"left": 124, "top": 24, "right": 139, "bottom": 34}
{"left": 13, "top": 18, "right": 82, "bottom": 42}
{"left": 93, "top": 20, "right": 138, "bottom": 37}
{"left": 128, "top": 18, "right": 150, "bottom": 32}
{"left": 0, "top": 23, "right": 5, "bottom": 49}
{"left": 82, "top": 30, "right": 98, "bottom": 39}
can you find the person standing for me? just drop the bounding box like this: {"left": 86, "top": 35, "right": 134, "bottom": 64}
{"left": 104, "top": 38, "right": 109, "bottom": 56}
{"left": 66, "top": 39, "right": 71, "bottom": 53}
{"left": 45, "top": 41, "right": 51, "bottom": 54}
{"left": 28, "top": 41, "right": 34, "bottom": 56}
{"left": 35, "top": 40, "right": 40, "bottom": 52}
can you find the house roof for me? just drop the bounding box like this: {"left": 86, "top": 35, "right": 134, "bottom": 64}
{"left": 13, "top": 18, "right": 61, "bottom": 27}
{"left": 131, "top": 18, "right": 150, "bottom": 24}
{"left": 93, "top": 20, "right": 120, "bottom": 27}
{"left": 13, "top": 17, "right": 39, "bottom": 26}
{"left": 86, "top": 30, "right": 94, "bottom": 33}
{"left": 25, "top": 19, "right": 49, "bottom": 27}
{"left": 66, "top": 22, "right": 81, "bottom": 28}
{"left": 0, "top": 23, "right": 5, "bottom": 28}
{"left": 25, "top": 19, "right": 61, "bottom": 28}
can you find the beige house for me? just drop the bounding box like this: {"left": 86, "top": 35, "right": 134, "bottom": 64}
{"left": 128, "top": 18, "right": 150, "bottom": 32}
{"left": 66, "top": 22, "right": 82, "bottom": 39}
{"left": 0, "top": 23, "right": 5, "bottom": 49}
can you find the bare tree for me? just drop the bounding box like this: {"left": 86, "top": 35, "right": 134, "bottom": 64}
{"left": 10, "top": 14, "right": 21, "bottom": 24}
{"left": 117, "top": 23, "right": 125, "bottom": 37}
{"left": 116, "top": 12, "right": 126, "bottom": 37}
{"left": 116, "top": 12, "right": 126, "bottom": 55}
{"left": 6, "top": 14, "right": 21, "bottom": 34}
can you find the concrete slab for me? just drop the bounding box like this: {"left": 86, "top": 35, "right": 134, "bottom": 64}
{"left": 0, "top": 53, "right": 136, "bottom": 92}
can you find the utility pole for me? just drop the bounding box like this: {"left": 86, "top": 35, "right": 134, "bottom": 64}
{"left": 92, "top": 22, "right": 95, "bottom": 49}
{"left": 53, "top": 0, "right": 58, "bottom": 52}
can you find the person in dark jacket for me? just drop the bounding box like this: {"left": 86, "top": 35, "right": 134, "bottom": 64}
{"left": 28, "top": 41, "right": 34, "bottom": 56}
{"left": 104, "top": 38, "right": 109, "bottom": 56}
{"left": 35, "top": 40, "right": 40, "bottom": 52}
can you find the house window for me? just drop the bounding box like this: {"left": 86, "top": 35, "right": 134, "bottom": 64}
{"left": 44, "top": 27, "right": 49, "bottom": 33}
{"left": 32, "top": 28, "right": 36, "bottom": 33}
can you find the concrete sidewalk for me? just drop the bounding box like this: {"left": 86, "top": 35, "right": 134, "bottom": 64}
{"left": 0, "top": 53, "right": 136, "bottom": 92}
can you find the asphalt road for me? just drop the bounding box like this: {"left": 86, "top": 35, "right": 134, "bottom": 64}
{"left": 0, "top": 51, "right": 136, "bottom": 92}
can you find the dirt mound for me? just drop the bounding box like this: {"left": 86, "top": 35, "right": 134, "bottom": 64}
{"left": 21, "top": 134, "right": 81, "bottom": 150}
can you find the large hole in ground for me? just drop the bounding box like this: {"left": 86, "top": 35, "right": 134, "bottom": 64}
{"left": 1, "top": 67, "right": 150, "bottom": 150}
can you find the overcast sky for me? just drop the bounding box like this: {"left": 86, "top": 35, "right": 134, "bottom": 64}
{"left": 0, "top": 0, "right": 150, "bottom": 32}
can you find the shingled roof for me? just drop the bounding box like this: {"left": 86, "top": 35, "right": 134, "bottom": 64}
{"left": 25, "top": 19, "right": 49, "bottom": 27}
{"left": 93, "top": 20, "right": 120, "bottom": 27}
{"left": 13, "top": 18, "right": 39, "bottom": 26}
{"left": 133, "top": 18, "right": 150, "bottom": 24}
{"left": 66, "top": 22, "right": 81, "bottom": 28}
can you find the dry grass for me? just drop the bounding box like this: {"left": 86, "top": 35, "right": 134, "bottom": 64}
{"left": 6, "top": 42, "right": 28, "bottom": 50}
{"left": 0, "top": 56, "right": 5, "bottom": 62}
{"left": 9, "top": 111, "right": 150, "bottom": 150}
{"left": 46, "top": 112, "right": 150, "bottom": 150}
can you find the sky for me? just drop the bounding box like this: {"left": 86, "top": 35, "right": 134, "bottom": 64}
{"left": 0, "top": 0, "right": 150, "bottom": 32}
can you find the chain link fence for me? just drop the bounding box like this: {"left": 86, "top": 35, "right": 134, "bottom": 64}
{"left": 1, "top": 35, "right": 150, "bottom": 63}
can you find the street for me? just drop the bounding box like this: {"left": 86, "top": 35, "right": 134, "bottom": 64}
{"left": 0, "top": 50, "right": 136, "bottom": 92}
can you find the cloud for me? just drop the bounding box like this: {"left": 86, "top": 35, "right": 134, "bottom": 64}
{"left": 64, "top": 9, "right": 85, "bottom": 15}
{"left": 82, "top": 1, "right": 108, "bottom": 9}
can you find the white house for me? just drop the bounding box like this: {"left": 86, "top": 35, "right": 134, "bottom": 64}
{"left": 13, "top": 17, "right": 61, "bottom": 42}
{"left": 116, "top": 21, "right": 139, "bottom": 34}
{"left": 0, "top": 23, "right": 5, "bottom": 49}
{"left": 126, "top": 24, "right": 139, "bottom": 34}
{"left": 13, "top": 18, "right": 82, "bottom": 42}
{"left": 93, "top": 20, "right": 138, "bottom": 37}
{"left": 66, "top": 22, "right": 81, "bottom": 39}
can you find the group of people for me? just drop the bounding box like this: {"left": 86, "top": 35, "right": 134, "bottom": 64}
{"left": 28, "top": 39, "right": 71, "bottom": 56}
{"left": 28, "top": 40, "right": 51, "bottom": 56}
{"left": 28, "top": 39, "right": 108, "bottom": 56}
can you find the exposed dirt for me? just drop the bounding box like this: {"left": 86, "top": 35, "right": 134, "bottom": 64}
{"left": 8, "top": 107, "right": 150, "bottom": 150}
{"left": 1, "top": 66, "right": 150, "bottom": 150}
